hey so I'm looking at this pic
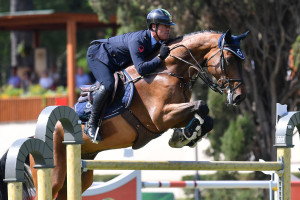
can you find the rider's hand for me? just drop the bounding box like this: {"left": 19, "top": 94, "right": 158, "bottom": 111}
{"left": 158, "top": 43, "right": 170, "bottom": 60}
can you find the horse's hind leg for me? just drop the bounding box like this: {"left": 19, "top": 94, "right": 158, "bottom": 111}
{"left": 30, "top": 122, "right": 67, "bottom": 199}
{"left": 52, "top": 122, "right": 67, "bottom": 199}
{"left": 82, "top": 170, "right": 94, "bottom": 193}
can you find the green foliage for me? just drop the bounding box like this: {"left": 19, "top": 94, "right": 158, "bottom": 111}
{"left": 205, "top": 89, "right": 255, "bottom": 161}
{"left": 88, "top": 0, "right": 204, "bottom": 35}
{"left": 93, "top": 174, "right": 119, "bottom": 182}
{"left": 221, "top": 113, "right": 255, "bottom": 161}
{"left": 0, "top": 84, "right": 67, "bottom": 98}
{"left": 0, "top": 31, "right": 11, "bottom": 86}
{"left": 0, "top": 85, "right": 24, "bottom": 97}
{"left": 292, "top": 35, "right": 300, "bottom": 69}
{"left": 205, "top": 89, "right": 238, "bottom": 160}
{"left": 88, "top": 0, "right": 118, "bottom": 23}
{"left": 181, "top": 172, "right": 267, "bottom": 200}
{"left": 0, "top": 1, "right": 9, "bottom": 12}
{"left": 77, "top": 57, "right": 88, "bottom": 72}
{"left": 33, "top": 0, "right": 92, "bottom": 12}
{"left": 202, "top": 189, "right": 264, "bottom": 200}
{"left": 292, "top": 172, "right": 300, "bottom": 179}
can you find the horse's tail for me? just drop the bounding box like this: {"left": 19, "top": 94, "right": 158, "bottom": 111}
{"left": 0, "top": 151, "right": 35, "bottom": 200}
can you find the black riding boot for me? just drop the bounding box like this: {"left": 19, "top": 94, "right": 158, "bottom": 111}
{"left": 84, "top": 85, "right": 109, "bottom": 143}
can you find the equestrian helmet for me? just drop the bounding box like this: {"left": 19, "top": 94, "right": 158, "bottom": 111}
{"left": 147, "top": 9, "right": 176, "bottom": 29}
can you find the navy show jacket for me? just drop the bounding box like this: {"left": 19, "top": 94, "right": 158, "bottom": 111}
{"left": 90, "top": 29, "right": 162, "bottom": 76}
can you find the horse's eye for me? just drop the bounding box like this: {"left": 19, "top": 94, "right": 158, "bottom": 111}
{"left": 226, "top": 57, "right": 233, "bottom": 63}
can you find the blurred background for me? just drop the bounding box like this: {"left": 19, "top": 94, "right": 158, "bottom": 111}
{"left": 0, "top": 0, "right": 300, "bottom": 199}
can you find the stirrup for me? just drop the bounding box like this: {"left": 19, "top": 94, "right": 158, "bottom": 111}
{"left": 92, "top": 119, "right": 104, "bottom": 144}
{"left": 92, "top": 127, "right": 100, "bottom": 144}
{"left": 84, "top": 123, "right": 104, "bottom": 144}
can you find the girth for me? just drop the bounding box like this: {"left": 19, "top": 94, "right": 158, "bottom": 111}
{"left": 121, "top": 108, "right": 162, "bottom": 150}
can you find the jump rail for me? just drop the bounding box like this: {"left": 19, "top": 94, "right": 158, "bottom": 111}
{"left": 82, "top": 160, "right": 283, "bottom": 171}
{"left": 3, "top": 103, "right": 300, "bottom": 200}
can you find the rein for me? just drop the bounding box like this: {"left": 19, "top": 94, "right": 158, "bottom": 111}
{"left": 169, "top": 44, "right": 223, "bottom": 94}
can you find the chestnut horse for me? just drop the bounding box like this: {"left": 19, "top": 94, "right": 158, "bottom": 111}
{"left": 18, "top": 30, "right": 249, "bottom": 199}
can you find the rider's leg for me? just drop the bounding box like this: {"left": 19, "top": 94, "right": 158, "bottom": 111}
{"left": 85, "top": 51, "right": 114, "bottom": 142}
{"left": 84, "top": 85, "right": 110, "bottom": 142}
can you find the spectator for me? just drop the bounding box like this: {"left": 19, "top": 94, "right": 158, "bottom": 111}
{"left": 50, "top": 65, "right": 61, "bottom": 87}
{"left": 8, "top": 67, "right": 21, "bottom": 88}
{"left": 21, "top": 71, "right": 32, "bottom": 93}
{"left": 39, "top": 70, "right": 54, "bottom": 89}
{"left": 76, "top": 66, "right": 92, "bottom": 88}
{"left": 28, "top": 68, "right": 39, "bottom": 84}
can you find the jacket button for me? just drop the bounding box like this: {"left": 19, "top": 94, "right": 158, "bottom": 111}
{"left": 113, "top": 54, "right": 116, "bottom": 57}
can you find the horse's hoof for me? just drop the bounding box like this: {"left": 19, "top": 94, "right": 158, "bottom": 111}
{"left": 168, "top": 128, "right": 190, "bottom": 148}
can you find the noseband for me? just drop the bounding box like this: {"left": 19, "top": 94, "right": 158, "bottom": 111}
{"left": 169, "top": 37, "right": 244, "bottom": 99}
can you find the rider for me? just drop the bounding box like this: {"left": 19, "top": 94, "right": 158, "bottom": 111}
{"left": 85, "top": 9, "right": 176, "bottom": 142}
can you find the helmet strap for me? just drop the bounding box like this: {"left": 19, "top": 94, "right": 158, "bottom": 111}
{"left": 154, "top": 24, "right": 163, "bottom": 41}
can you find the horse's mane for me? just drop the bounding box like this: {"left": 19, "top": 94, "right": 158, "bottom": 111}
{"left": 166, "top": 30, "right": 222, "bottom": 45}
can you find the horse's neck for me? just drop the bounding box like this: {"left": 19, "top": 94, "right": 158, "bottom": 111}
{"left": 167, "top": 33, "right": 219, "bottom": 78}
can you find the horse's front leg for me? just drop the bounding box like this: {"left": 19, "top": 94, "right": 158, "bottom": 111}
{"left": 159, "top": 100, "right": 213, "bottom": 148}
{"left": 161, "top": 100, "right": 209, "bottom": 128}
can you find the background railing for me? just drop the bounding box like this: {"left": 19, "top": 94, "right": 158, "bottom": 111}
{"left": 0, "top": 96, "right": 67, "bottom": 122}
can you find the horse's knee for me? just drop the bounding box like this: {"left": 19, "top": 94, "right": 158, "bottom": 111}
{"left": 194, "top": 100, "right": 209, "bottom": 118}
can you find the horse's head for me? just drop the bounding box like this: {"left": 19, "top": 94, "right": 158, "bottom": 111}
{"left": 204, "top": 29, "right": 250, "bottom": 105}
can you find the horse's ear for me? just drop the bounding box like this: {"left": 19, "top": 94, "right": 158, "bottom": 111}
{"left": 237, "top": 30, "right": 250, "bottom": 41}
{"left": 224, "top": 29, "right": 232, "bottom": 43}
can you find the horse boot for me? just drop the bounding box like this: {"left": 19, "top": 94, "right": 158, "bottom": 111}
{"left": 186, "top": 115, "right": 214, "bottom": 148}
{"left": 168, "top": 117, "right": 202, "bottom": 148}
{"left": 84, "top": 85, "right": 110, "bottom": 143}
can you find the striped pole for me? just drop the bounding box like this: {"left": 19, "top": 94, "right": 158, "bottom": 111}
{"left": 142, "top": 180, "right": 277, "bottom": 189}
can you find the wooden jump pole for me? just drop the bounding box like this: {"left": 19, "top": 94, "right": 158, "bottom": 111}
{"left": 7, "top": 182, "right": 22, "bottom": 200}
{"left": 82, "top": 160, "right": 283, "bottom": 171}
{"left": 37, "top": 168, "right": 52, "bottom": 200}
{"left": 66, "top": 144, "right": 82, "bottom": 200}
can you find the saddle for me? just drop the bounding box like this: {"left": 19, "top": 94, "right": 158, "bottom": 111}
{"left": 74, "top": 70, "right": 134, "bottom": 121}
{"left": 73, "top": 69, "right": 162, "bottom": 149}
{"left": 78, "top": 72, "right": 125, "bottom": 106}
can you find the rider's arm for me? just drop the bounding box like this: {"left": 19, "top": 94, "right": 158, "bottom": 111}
{"left": 128, "top": 39, "right": 162, "bottom": 76}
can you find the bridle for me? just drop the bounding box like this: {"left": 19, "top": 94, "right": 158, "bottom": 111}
{"left": 168, "top": 36, "right": 244, "bottom": 103}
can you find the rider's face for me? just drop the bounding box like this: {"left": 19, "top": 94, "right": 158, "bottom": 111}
{"left": 153, "top": 24, "right": 171, "bottom": 41}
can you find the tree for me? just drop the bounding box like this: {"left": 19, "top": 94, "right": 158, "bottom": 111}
{"left": 200, "top": 0, "right": 300, "bottom": 161}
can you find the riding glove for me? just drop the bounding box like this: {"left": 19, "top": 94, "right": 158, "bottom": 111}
{"left": 158, "top": 44, "right": 170, "bottom": 60}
